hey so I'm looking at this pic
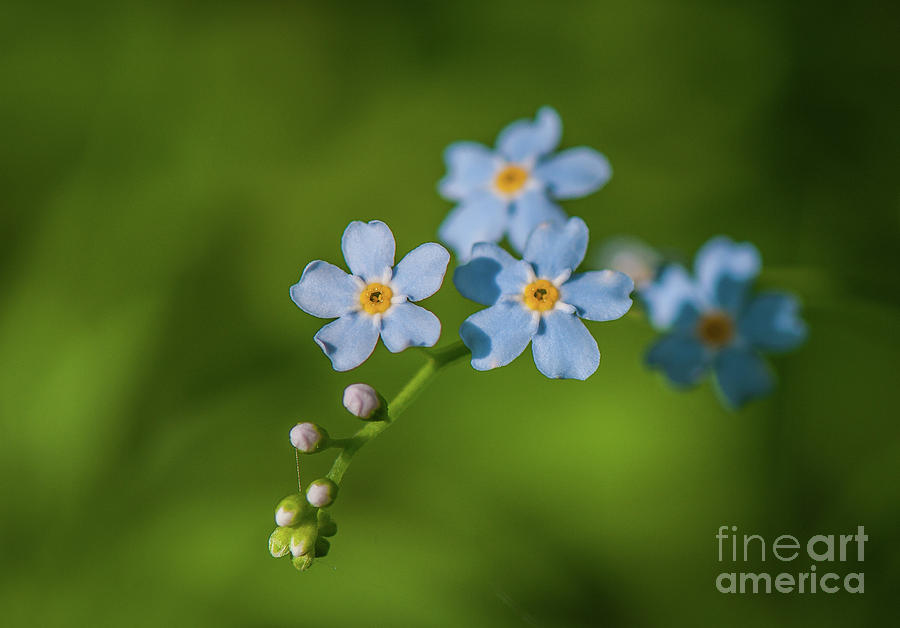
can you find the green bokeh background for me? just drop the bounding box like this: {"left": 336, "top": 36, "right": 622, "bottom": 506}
{"left": 2, "top": 1, "right": 898, "bottom": 626}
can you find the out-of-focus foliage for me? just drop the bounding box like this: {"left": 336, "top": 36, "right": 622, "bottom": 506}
{"left": 1, "top": 1, "right": 897, "bottom": 626}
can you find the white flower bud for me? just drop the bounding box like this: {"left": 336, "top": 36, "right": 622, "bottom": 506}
{"left": 290, "top": 534, "right": 312, "bottom": 558}
{"left": 290, "top": 422, "right": 328, "bottom": 453}
{"left": 342, "top": 383, "right": 384, "bottom": 420}
{"left": 274, "top": 494, "right": 305, "bottom": 527}
{"left": 306, "top": 478, "right": 338, "bottom": 508}
{"left": 275, "top": 506, "right": 297, "bottom": 527}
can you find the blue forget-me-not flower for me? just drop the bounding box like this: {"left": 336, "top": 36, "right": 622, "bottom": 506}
{"left": 438, "top": 107, "right": 612, "bottom": 260}
{"left": 291, "top": 220, "right": 450, "bottom": 371}
{"left": 454, "top": 217, "right": 634, "bottom": 379}
{"left": 642, "top": 236, "right": 807, "bottom": 408}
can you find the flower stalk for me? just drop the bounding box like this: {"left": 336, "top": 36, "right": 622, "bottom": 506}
{"left": 325, "top": 340, "right": 469, "bottom": 485}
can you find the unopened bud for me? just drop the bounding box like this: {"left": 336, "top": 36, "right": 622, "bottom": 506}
{"left": 342, "top": 383, "right": 386, "bottom": 420}
{"left": 289, "top": 422, "right": 328, "bottom": 453}
{"left": 275, "top": 494, "right": 306, "bottom": 527}
{"left": 317, "top": 510, "right": 337, "bottom": 537}
{"left": 315, "top": 537, "right": 331, "bottom": 558}
{"left": 290, "top": 527, "right": 315, "bottom": 558}
{"left": 292, "top": 554, "right": 314, "bottom": 571}
{"left": 306, "top": 478, "right": 338, "bottom": 508}
{"left": 268, "top": 527, "right": 292, "bottom": 558}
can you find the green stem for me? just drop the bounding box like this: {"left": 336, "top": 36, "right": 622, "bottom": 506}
{"left": 325, "top": 340, "right": 470, "bottom": 485}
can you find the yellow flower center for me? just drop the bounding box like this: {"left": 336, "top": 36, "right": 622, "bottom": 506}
{"left": 359, "top": 283, "right": 393, "bottom": 314}
{"left": 696, "top": 310, "right": 734, "bottom": 348}
{"left": 522, "top": 279, "right": 559, "bottom": 311}
{"left": 494, "top": 164, "right": 529, "bottom": 195}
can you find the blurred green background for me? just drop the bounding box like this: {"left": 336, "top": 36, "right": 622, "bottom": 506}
{"left": 2, "top": 1, "right": 898, "bottom": 626}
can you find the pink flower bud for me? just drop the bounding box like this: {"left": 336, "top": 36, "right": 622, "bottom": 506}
{"left": 342, "top": 383, "right": 384, "bottom": 420}
{"left": 289, "top": 422, "right": 328, "bottom": 453}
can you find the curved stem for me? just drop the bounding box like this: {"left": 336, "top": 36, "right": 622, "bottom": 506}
{"left": 325, "top": 340, "right": 469, "bottom": 485}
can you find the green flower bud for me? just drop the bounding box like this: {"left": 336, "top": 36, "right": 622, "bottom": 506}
{"left": 292, "top": 554, "right": 314, "bottom": 571}
{"left": 317, "top": 510, "right": 337, "bottom": 537}
{"left": 306, "top": 478, "right": 338, "bottom": 508}
{"left": 268, "top": 527, "right": 293, "bottom": 558}
{"left": 289, "top": 422, "right": 329, "bottom": 453}
{"left": 275, "top": 493, "right": 307, "bottom": 527}
{"left": 315, "top": 537, "right": 331, "bottom": 558}
{"left": 290, "top": 526, "right": 316, "bottom": 558}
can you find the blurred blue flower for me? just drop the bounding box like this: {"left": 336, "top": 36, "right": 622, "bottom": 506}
{"left": 438, "top": 106, "right": 611, "bottom": 260}
{"left": 454, "top": 217, "right": 633, "bottom": 379}
{"left": 290, "top": 220, "right": 450, "bottom": 371}
{"left": 642, "top": 236, "right": 808, "bottom": 408}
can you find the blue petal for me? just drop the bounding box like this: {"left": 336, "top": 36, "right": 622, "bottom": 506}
{"left": 561, "top": 270, "right": 634, "bottom": 321}
{"left": 495, "top": 106, "right": 562, "bottom": 162}
{"left": 534, "top": 147, "right": 611, "bottom": 199}
{"left": 496, "top": 259, "right": 536, "bottom": 296}
{"left": 453, "top": 242, "right": 518, "bottom": 305}
{"left": 531, "top": 311, "right": 599, "bottom": 380}
{"left": 341, "top": 220, "right": 396, "bottom": 282}
{"left": 438, "top": 141, "right": 496, "bottom": 201}
{"left": 391, "top": 243, "right": 450, "bottom": 302}
{"left": 460, "top": 301, "right": 538, "bottom": 371}
{"left": 713, "top": 347, "right": 774, "bottom": 408}
{"left": 507, "top": 188, "right": 567, "bottom": 254}
{"left": 523, "top": 216, "right": 589, "bottom": 280}
{"left": 694, "top": 236, "right": 761, "bottom": 311}
{"left": 313, "top": 312, "right": 381, "bottom": 372}
{"left": 438, "top": 190, "right": 508, "bottom": 261}
{"left": 640, "top": 264, "right": 701, "bottom": 331}
{"left": 645, "top": 334, "right": 710, "bottom": 387}
{"left": 290, "top": 260, "right": 359, "bottom": 318}
{"left": 380, "top": 302, "right": 441, "bottom": 352}
{"left": 738, "top": 292, "right": 807, "bottom": 353}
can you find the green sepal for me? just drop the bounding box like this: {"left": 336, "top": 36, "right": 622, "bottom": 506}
{"left": 367, "top": 394, "right": 389, "bottom": 421}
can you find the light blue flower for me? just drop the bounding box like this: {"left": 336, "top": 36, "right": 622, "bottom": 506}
{"left": 438, "top": 106, "right": 612, "bottom": 260}
{"left": 642, "top": 236, "right": 808, "bottom": 408}
{"left": 454, "top": 217, "right": 633, "bottom": 379}
{"left": 290, "top": 220, "right": 450, "bottom": 371}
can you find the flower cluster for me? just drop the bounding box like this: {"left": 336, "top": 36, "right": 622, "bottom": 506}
{"left": 268, "top": 492, "right": 337, "bottom": 571}
{"left": 270, "top": 107, "right": 808, "bottom": 571}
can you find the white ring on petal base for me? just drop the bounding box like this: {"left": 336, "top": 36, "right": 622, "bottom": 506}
{"left": 509, "top": 262, "right": 578, "bottom": 319}
{"left": 351, "top": 271, "right": 411, "bottom": 320}
{"left": 490, "top": 156, "right": 542, "bottom": 201}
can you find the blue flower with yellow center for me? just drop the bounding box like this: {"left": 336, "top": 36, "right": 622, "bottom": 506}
{"left": 642, "top": 236, "right": 808, "bottom": 408}
{"left": 454, "top": 217, "right": 634, "bottom": 379}
{"left": 438, "top": 106, "right": 612, "bottom": 260}
{"left": 290, "top": 220, "right": 450, "bottom": 371}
